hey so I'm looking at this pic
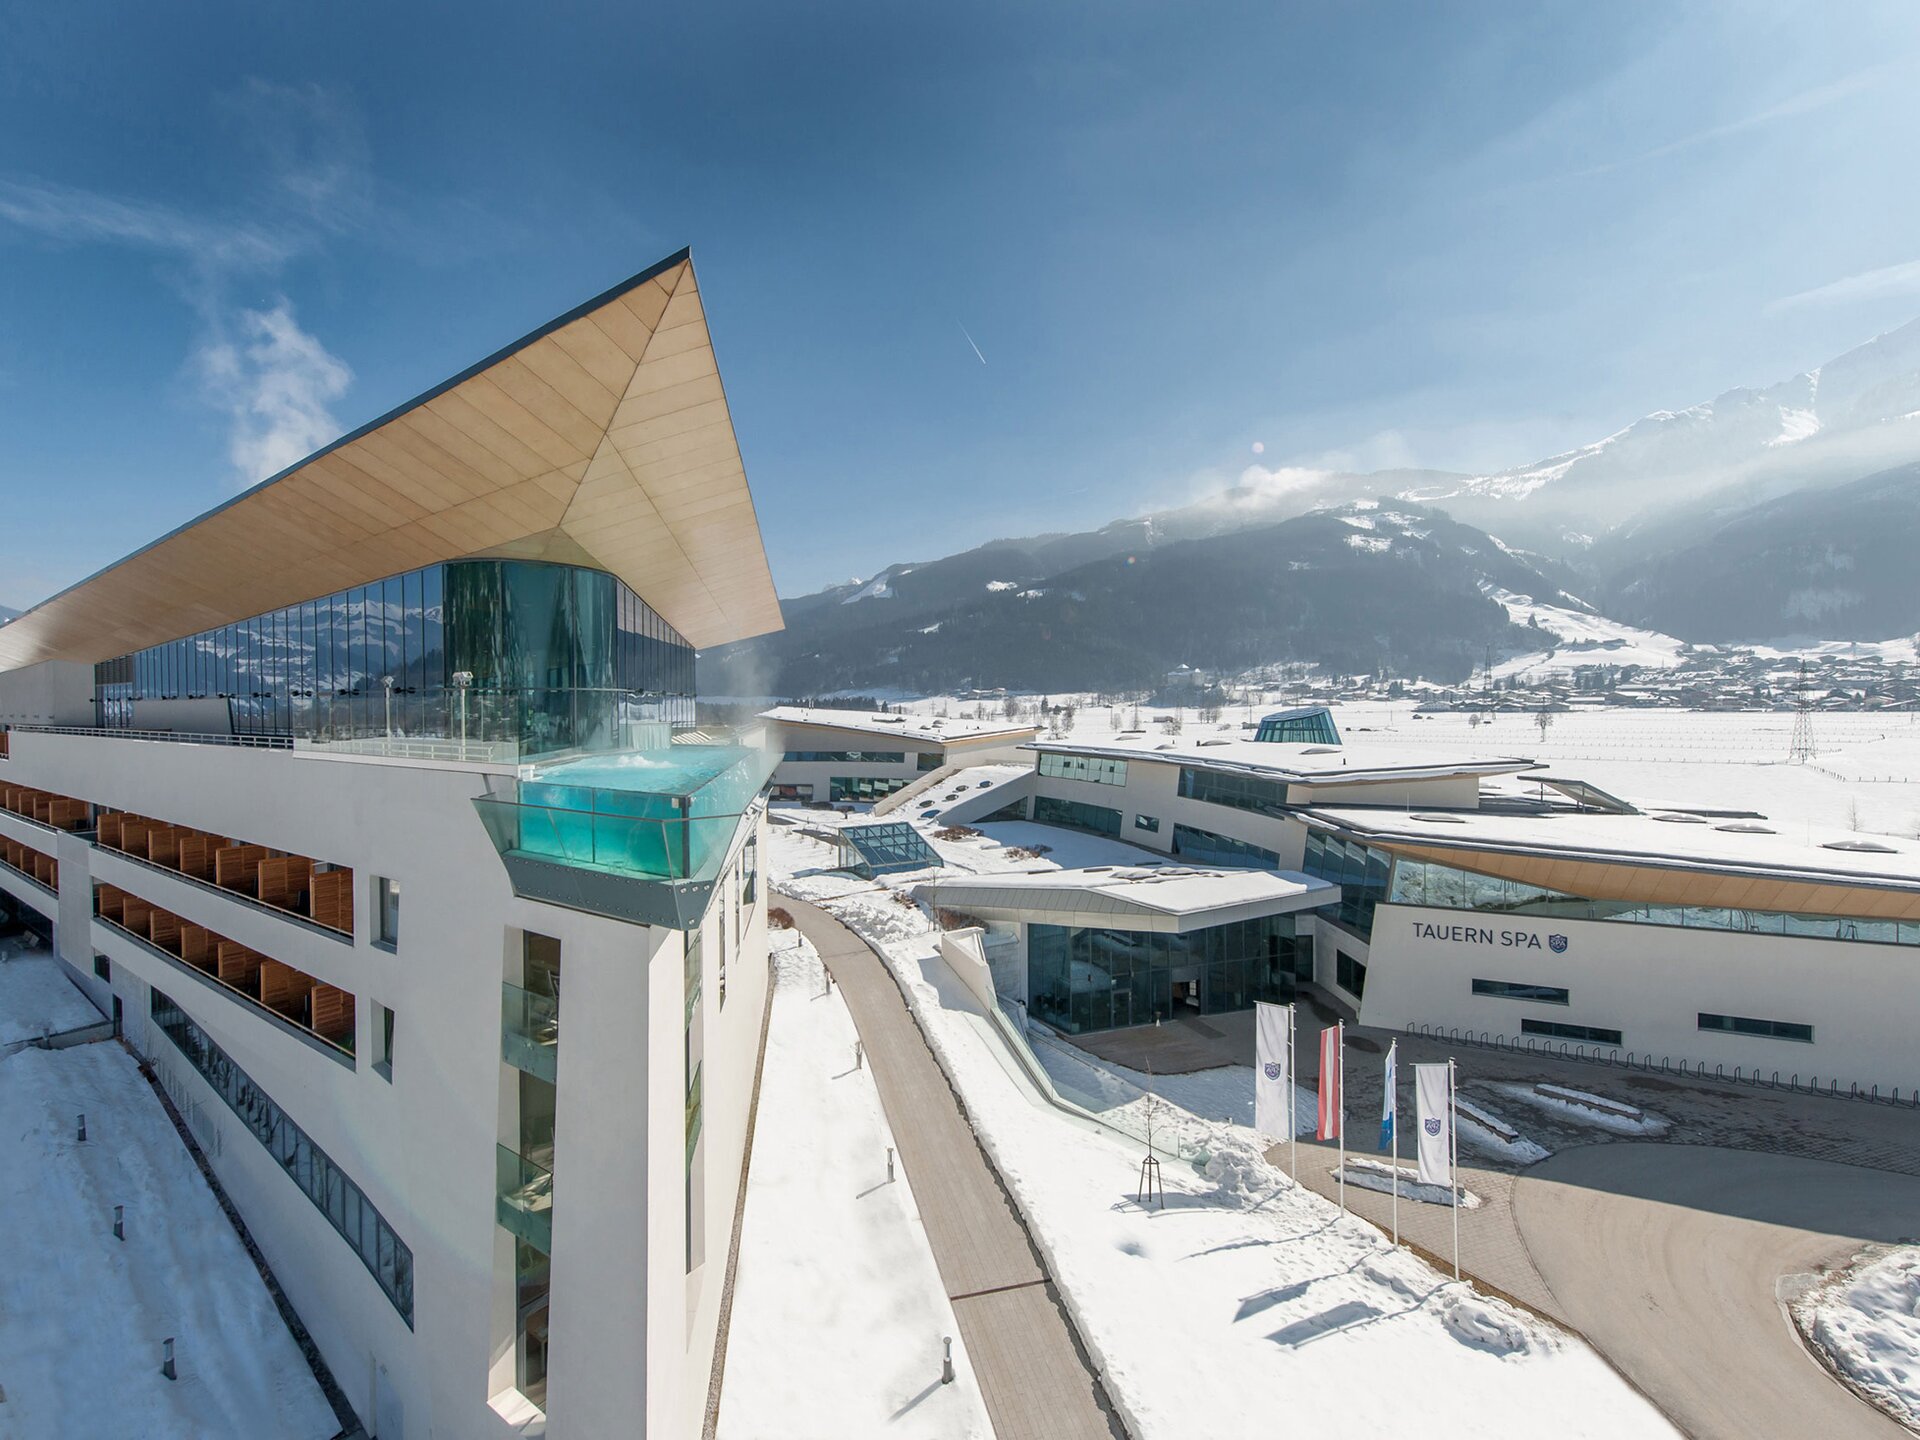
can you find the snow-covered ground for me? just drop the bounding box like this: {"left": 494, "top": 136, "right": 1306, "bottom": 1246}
{"left": 853, "top": 694, "right": 1920, "bottom": 839}
{"left": 0, "top": 1041, "right": 337, "bottom": 1439}
{"left": 0, "top": 936, "right": 107, "bottom": 1047}
{"left": 769, "top": 835, "right": 1677, "bottom": 1439}
{"left": 1794, "top": 1245, "right": 1920, "bottom": 1429}
{"left": 1491, "top": 1082, "right": 1669, "bottom": 1137}
{"left": 718, "top": 929, "right": 992, "bottom": 1440}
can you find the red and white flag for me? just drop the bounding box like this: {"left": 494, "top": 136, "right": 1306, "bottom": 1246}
{"left": 1315, "top": 1023, "right": 1343, "bottom": 1141}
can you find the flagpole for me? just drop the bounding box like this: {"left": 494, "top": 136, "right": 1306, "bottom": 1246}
{"left": 1336, "top": 1021, "right": 1346, "bottom": 1213}
{"left": 1389, "top": 1040, "right": 1399, "bottom": 1247}
{"left": 1288, "top": 1005, "right": 1297, "bottom": 1183}
{"left": 1450, "top": 1057, "right": 1460, "bottom": 1283}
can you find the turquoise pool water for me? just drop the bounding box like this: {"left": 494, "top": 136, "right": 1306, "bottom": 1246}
{"left": 489, "top": 746, "right": 771, "bottom": 880}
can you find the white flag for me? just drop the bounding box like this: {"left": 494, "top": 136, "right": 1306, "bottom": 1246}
{"left": 1415, "top": 1063, "right": 1452, "bottom": 1187}
{"left": 1254, "top": 1002, "right": 1291, "bottom": 1140}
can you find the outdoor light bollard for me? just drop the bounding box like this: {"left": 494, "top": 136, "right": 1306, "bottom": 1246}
{"left": 76, "top": 1113, "right": 86, "bottom": 1143}
{"left": 161, "top": 1338, "right": 176, "bottom": 1382}
{"left": 942, "top": 1336, "right": 954, "bottom": 1385}
{"left": 887, "top": 1146, "right": 895, "bottom": 1182}
{"left": 855, "top": 1040, "right": 864, "bottom": 1070}
{"left": 113, "top": 1204, "right": 124, "bottom": 1242}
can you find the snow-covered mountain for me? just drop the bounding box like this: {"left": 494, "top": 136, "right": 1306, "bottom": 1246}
{"left": 1407, "top": 316, "right": 1920, "bottom": 553}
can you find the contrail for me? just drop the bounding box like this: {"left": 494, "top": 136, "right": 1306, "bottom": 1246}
{"left": 958, "top": 321, "right": 987, "bottom": 365}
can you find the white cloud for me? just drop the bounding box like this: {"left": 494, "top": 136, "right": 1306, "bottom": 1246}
{"left": 1770, "top": 257, "right": 1920, "bottom": 313}
{"left": 196, "top": 300, "right": 352, "bottom": 487}
{"left": 0, "top": 176, "right": 290, "bottom": 273}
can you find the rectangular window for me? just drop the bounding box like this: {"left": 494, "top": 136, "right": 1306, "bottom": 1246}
{"left": 374, "top": 876, "right": 400, "bottom": 948}
{"left": 1177, "top": 765, "right": 1290, "bottom": 817}
{"left": 1038, "top": 751, "right": 1129, "bottom": 786}
{"left": 1473, "top": 979, "right": 1570, "bottom": 1005}
{"left": 784, "top": 750, "right": 906, "bottom": 764}
{"left": 148, "top": 987, "right": 412, "bottom": 1325}
{"left": 1697, "top": 1012, "right": 1813, "bottom": 1043}
{"left": 829, "top": 776, "right": 910, "bottom": 803}
{"left": 1133, "top": 814, "right": 1160, "bottom": 834}
{"left": 916, "top": 751, "right": 942, "bottom": 772}
{"left": 1171, "top": 822, "right": 1277, "bottom": 868}
{"left": 374, "top": 1003, "right": 396, "bottom": 1081}
{"left": 1033, "top": 794, "right": 1123, "bottom": 837}
{"left": 1521, "top": 1018, "right": 1623, "bottom": 1047}
{"left": 1336, "top": 951, "right": 1367, "bottom": 1000}
{"left": 94, "top": 954, "right": 111, "bottom": 982}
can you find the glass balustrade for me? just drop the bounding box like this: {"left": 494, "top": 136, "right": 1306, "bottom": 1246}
{"left": 502, "top": 983, "right": 559, "bottom": 1083}
{"left": 497, "top": 1145, "right": 553, "bottom": 1254}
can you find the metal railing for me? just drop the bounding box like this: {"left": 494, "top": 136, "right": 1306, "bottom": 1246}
{"left": 10, "top": 724, "right": 292, "bottom": 750}
{"left": 297, "top": 734, "right": 521, "bottom": 764}
{"left": 1400, "top": 1022, "right": 1920, "bottom": 1107}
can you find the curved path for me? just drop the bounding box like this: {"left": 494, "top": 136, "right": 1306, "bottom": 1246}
{"left": 778, "top": 894, "right": 1124, "bottom": 1440}
{"left": 1511, "top": 1144, "right": 1920, "bottom": 1440}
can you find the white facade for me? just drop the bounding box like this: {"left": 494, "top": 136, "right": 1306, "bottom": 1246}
{"left": 1359, "top": 903, "right": 1917, "bottom": 1093}
{"left": 0, "top": 722, "right": 769, "bottom": 1439}
{"left": 763, "top": 710, "right": 1039, "bottom": 804}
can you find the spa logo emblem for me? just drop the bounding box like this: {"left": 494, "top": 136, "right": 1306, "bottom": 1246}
{"left": 1423, "top": 1117, "right": 1442, "bottom": 1137}
{"left": 1548, "top": 934, "right": 1569, "bottom": 954}
{"left": 1263, "top": 1062, "right": 1282, "bottom": 1081}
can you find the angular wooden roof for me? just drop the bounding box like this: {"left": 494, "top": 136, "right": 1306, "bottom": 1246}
{"left": 0, "top": 248, "right": 783, "bottom": 669}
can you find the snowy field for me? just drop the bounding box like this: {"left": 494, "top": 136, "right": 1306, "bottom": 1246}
{"left": 0, "top": 1041, "right": 337, "bottom": 1439}
{"left": 718, "top": 929, "right": 992, "bottom": 1440}
{"left": 766, "top": 833, "right": 1677, "bottom": 1439}
{"left": 855, "top": 693, "right": 1920, "bottom": 840}
{"left": 1794, "top": 1245, "right": 1920, "bottom": 1429}
{"left": 0, "top": 935, "right": 106, "bottom": 1047}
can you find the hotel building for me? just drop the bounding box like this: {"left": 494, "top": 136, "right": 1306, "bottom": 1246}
{"left": 0, "top": 250, "right": 782, "bottom": 1439}
{"left": 960, "top": 708, "right": 1920, "bottom": 1093}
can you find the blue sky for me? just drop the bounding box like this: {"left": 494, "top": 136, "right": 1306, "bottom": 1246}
{"left": 2, "top": 1, "right": 1919, "bottom": 610}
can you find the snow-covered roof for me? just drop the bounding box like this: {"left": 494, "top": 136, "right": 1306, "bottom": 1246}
{"left": 1301, "top": 803, "right": 1920, "bottom": 893}
{"left": 918, "top": 864, "right": 1337, "bottom": 932}
{"left": 760, "top": 706, "right": 1040, "bottom": 745}
{"left": 1027, "top": 733, "right": 1535, "bottom": 786}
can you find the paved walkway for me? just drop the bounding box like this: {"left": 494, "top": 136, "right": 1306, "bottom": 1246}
{"left": 1273, "top": 1073, "right": 1920, "bottom": 1439}
{"left": 778, "top": 895, "right": 1123, "bottom": 1440}
{"left": 1513, "top": 1144, "right": 1920, "bottom": 1440}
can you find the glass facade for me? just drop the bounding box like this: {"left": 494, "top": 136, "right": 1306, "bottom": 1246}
{"left": 836, "top": 821, "right": 943, "bottom": 877}
{"left": 1038, "top": 751, "right": 1129, "bottom": 786}
{"left": 784, "top": 750, "right": 906, "bottom": 764}
{"left": 1253, "top": 708, "right": 1341, "bottom": 745}
{"left": 829, "top": 776, "right": 910, "bottom": 803}
{"left": 1472, "top": 978, "right": 1570, "bottom": 1005}
{"left": 1171, "top": 823, "right": 1279, "bottom": 869}
{"left": 150, "top": 987, "right": 414, "bottom": 1325}
{"left": 1303, "top": 829, "right": 1393, "bottom": 939}
{"left": 1028, "top": 916, "right": 1305, "bottom": 1034}
{"left": 1032, "top": 795, "right": 1122, "bottom": 837}
{"left": 1389, "top": 854, "right": 1920, "bottom": 947}
{"left": 1178, "top": 766, "right": 1291, "bottom": 818}
{"left": 94, "top": 559, "right": 695, "bottom": 758}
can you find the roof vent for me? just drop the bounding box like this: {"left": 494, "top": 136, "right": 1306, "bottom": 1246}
{"left": 1302, "top": 745, "right": 1342, "bottom": 754}
{"left": 874, "top": 715, "right": 906, "bottom": 723}
{"left": 1715, "top": 822, "right": 1776, "bottom": 834}
{"left": 1823, "top": 838, "right": 1898, "bottom": 853}
{"left": 1650, "top": 812, "right": 1709, "bottom": 825}
{"left": 1410, "top": 813, "right": 1465, "bottom": 823}
{"left": 1197, "top": 739, "right": 1231, "bottom": 747}
{"left": 1083, "top": 866, "right": 1114, "bottom": 874}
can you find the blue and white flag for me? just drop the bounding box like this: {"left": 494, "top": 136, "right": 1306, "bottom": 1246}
{"left": 1379, "top": 1040, "right": 1397, "bottom": 1151}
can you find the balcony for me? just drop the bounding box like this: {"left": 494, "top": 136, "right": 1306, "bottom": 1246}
{"left": 0, "top": 838, "right": 57, "bottom": 895}
{"left": 94, "top": 881, "right": 355, "bottom": 1061}
{"left": 472, "top": 746, "right": 774, "bottom": 929}
{"left": 96, "top": 812, "right": 354, "bottom": 939}
{"left": 0, "top": 782, "right": 92, "bottom": 833}
{"left": 496, "top": 1145, "right": 553, "bottom": 1254}
{"left": 501, "top": 983, "right": 558, "bottom": 1083}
